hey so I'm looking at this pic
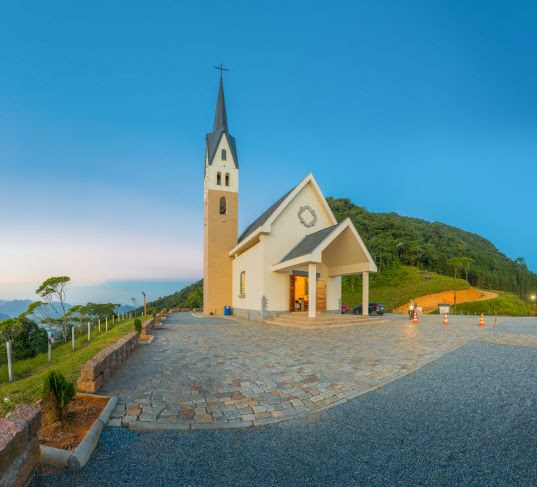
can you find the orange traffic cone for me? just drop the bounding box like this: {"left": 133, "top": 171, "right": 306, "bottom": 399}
{"left": 412, "top": 310, "right": 418, "bottom": 324}
{"left": 443, "top": 313, "right": 448, "bottom": 325}
{"left": 478, "top": 313, "right": 486, "bottom": 327}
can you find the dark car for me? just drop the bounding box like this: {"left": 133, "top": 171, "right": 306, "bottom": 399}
{"left": 352, "top": 302, "right": 385, "bottom": 316}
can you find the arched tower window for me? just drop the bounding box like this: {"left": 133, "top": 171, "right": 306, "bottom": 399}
{"left": 219, "top": 196, "right": 227, "bottom": 215}
{"left": 216, "top": 172, "right": 221, "bottom": 185}
{"left": 240, "top": 271, "right": 246, "bottom": 296}
{"left": 221, "top": 149, "right": 227, "bottom": 160}
{"left": 225, "top": 173, "right": 230, "bottom": 186}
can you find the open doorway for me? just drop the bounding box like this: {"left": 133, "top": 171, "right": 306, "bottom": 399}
{"left": 289, "top": 275, "right": 309, "bottom": 312}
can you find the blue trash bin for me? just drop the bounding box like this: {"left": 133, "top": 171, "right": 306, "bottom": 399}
{"left": 224, "top": 306, "right": 231, "bottom": 316}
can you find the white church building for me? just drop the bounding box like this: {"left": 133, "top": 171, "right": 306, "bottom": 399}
{"left": 203, "top": 76, "right": 377, "bottom": 321}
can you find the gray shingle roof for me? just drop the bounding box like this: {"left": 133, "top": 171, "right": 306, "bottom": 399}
{"left": 237, "top": 186, "right": 296, "bottom": 243}
{"left": 279, "top": 224, "right": 339, "bottom": 263}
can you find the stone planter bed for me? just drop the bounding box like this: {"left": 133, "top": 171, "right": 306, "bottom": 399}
{"left": 39, "top": 393, "right": 117, "bottom": 471}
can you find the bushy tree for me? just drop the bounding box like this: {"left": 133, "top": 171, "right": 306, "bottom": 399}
{"left": 35, "top": 276, "right": 71, "bottom": 342}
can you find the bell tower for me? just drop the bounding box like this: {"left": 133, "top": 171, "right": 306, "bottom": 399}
{"left": 203, "top": 73, "right": 239, "bottom": 315}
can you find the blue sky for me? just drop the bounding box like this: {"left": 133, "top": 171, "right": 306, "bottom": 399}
{"left": 1, "top": 1, "right": 536, "bottom": 304}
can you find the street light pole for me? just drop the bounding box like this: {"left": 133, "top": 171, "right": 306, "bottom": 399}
{"left": 142, "top": 291, "right": 147, "bottom": 317}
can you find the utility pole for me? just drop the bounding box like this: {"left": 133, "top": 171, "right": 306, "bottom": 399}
{"left": 142, "top": 291, "right": 147, "bottom": 317}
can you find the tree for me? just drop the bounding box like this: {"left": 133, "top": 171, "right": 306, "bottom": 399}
{"left": 459, "top": 257, "right": 473, "bottom": 282}
{"left": 35, "top": 276, "right": 71, "bottom": 342}
{"left": 448, "top": 257, "right": 464, "bottom": 305}
{"left": 0, "top": 301, "right": 43, "bottom": 345}
{"left": 186, "top": 288, "right": 203, "bottom": 309}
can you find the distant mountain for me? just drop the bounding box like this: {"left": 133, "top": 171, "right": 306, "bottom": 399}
{"left": 0, "top": 299, "right": 136, "bottom": 319}
{"left": 0, "top": 300, "right": 33, "bottom": 318}
{"left": 115, "top": 305, "right": 135, "bottom": 314}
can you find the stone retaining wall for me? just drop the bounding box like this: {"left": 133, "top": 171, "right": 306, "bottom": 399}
{"left": 77, "top": 332, "right": 138, "bottom": 393}
{"left": 0, "top": 405, "right": 41, "bottom": 487}
{"left": 141, "top": 317, "right": 155, "bottom": 336}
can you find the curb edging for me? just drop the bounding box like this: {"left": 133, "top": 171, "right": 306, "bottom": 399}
{"left": 40, "top": 394, "right": 118, "bottom": 471}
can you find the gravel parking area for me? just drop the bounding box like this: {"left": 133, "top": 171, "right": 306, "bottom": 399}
{"left": 31, "top": 339, "right": 537, "bottom": 486}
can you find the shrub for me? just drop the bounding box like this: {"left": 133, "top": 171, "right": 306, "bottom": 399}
{"left": 42, "top": 370, "right": 76, "bottom": 421}
{"left": 133, "top": 318, "right": 142, "bottom": 334}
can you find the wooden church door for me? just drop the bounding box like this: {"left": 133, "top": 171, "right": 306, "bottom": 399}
{"left": 316, "top": 280, "right": 326, "bottom": 312}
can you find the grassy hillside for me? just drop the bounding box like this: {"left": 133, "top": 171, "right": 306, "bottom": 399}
{"left": 141, "top": 280, "right": 202, "bottom": 312}
{"left": 328, "top": 197, "right": 537, "bottom": 301}
{"left": 342, "top": 265, "right": 469, "bottom": 311}
{"left": 450, "top": 293, "right": 535, "bottom": 317}
{"left": 0, "top": 316, "right": 137, "bottom": 416}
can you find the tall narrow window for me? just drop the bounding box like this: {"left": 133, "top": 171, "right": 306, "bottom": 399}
{"left": 216, "top": 172, "right": 221, "bottom": 185}
{"left": 221, "top": 149, "right": 227, "bottom": 160}
{"left": 225, "top": 173, "right": 230, "bottom": 186}
{"left": 219, "top": 196, "right": 226, "bottom": 214}
{"left": 240, "top": 271, "right": 246, "bottom": 296}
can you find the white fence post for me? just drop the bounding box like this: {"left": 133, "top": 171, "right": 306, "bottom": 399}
{"left": 6, "top": 341, "right": 13, "bottom": 383}
{"left": 98, "top": 318, "right": 101, "bottom": 333}
{"left": 47, "top": 332, "right": 52, "bottom": 363}
{"left": 105, "top": 316, "right": 108, "bottom": 333}
{"left": 87, "top": 322, "right": 91, "bottom": 342}
{"left": 72, "top": 326, "right": 75, "bottom": 351}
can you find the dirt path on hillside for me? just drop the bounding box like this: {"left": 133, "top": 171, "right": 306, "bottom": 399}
{"left": 394, "top": 288, "right": 499, "bottom": 313}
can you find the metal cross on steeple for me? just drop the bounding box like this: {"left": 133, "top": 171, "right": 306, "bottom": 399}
{"left": 214, "top": 64, "right": 229, "bottom": 79}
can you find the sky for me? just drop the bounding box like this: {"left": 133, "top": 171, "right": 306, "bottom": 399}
{"left": 1, "top": 0, "right": 536, "bottom": 304}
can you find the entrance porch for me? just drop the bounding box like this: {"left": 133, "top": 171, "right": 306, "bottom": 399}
{"left": 272, "top": 218, "right": 377, "bottom": 319}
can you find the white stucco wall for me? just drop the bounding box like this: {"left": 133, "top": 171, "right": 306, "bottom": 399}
{"left": 231, "top": 178, "right": 344, "bottom": 316}
{"left": 261, "top": 181, "right": 337, "bottom": 312}
{"left": 232, "top": 241, "right": 263, "bottom": 311}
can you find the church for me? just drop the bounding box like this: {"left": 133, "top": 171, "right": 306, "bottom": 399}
{"left": 203, "top": 76, "right": 377, "bottom": 321}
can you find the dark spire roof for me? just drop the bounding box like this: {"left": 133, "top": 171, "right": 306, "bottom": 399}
{"left": 213, "top": 78, "right": 228, "bottom": 132}
{"left": 206, "top": 77, "right": 238, "bottom": 168}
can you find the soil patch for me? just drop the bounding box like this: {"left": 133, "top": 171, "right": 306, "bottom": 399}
{"left": 38, "top": 394, "right": 108, "bottom": 450}
{"left": 395, "top": 288, "right": 499, "bottom": 313}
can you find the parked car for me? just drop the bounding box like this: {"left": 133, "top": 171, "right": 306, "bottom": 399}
{"left": 352, "top": 302, "right": 385, "bottom": 316}
{"left": 340, "top": 304, "right": 349, "bottom": 314}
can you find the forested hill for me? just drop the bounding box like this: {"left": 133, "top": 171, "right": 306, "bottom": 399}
{"left": 327, "top": 197, "right": 537, "bottom": 299}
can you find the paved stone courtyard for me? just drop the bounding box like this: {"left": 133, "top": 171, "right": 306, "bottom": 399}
{"left": 100, "top": 312, "right": 531, "bottom": 430}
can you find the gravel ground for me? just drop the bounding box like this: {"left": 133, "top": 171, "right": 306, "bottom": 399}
{"left": 31, "top": 340, "right": 537, "bottom": 487}
{"left": 494, "top": 316, "right": 537, "bottom": 336}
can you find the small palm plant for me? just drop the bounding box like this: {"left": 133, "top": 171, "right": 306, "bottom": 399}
{"left": 133, "top": 318, "right": 142, "bottom": 334}
{"left": 43, "top": 370, "right": 76, "bottom": 421}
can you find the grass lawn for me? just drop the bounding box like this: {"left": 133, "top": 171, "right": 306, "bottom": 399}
{"left": 342, "top": 265, "right": 470, "bottom": 311}
{"left": 451, "top": 292, "right": 536, "bottom": 317}
{"left": 0, "top": 317, "right": 140, "bottom": 417}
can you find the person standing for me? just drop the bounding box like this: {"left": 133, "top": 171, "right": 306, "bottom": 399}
{"left": 408, "top": 299, "right": 415, "bottom": 319}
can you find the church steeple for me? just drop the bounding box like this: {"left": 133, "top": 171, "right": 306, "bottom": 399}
{"left": 203, "top": 67, "right": 238, "bottom": 317}
{"left": 213, "top": 78, "right": 228, "bottom": 132}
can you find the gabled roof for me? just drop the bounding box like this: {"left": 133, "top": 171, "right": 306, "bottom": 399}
{"left": 272, "top": 217, "right": 378, "bottom": 274}
{"left": 206, "top": 130, "right": 239, "bottom": 168}
{"left": 279, "top": 224, "right": 339, "bottom": 262}
{"left": 237, "top": 186, "right": 296, "bottom": 243}
{"left": 230, "top": 173, "right": 339, "bottom": 256}
{"left": 206, "top": 78, "right": 238, "bottom": 168}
